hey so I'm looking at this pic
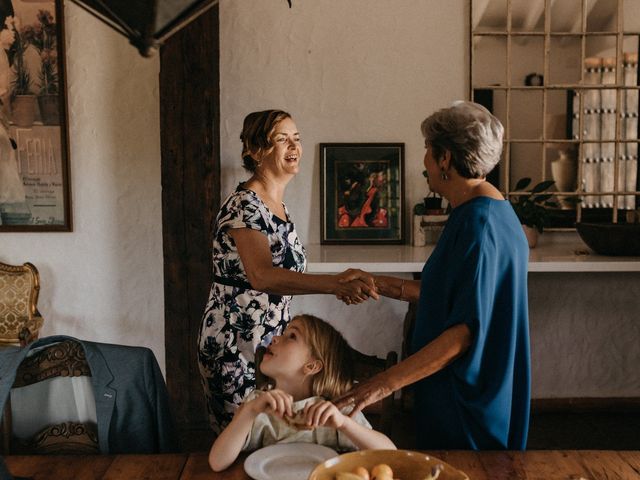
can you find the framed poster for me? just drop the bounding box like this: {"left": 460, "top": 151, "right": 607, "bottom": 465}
{"left": 0, "top": 0, "right": 71, "bottom": 231}
{"left": 320, "top": 143, "right": 404, "bottom": 244}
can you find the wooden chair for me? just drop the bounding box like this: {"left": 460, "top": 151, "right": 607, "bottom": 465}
{"left": 349, "top": 349, "right": 398, "bottom": 436}
{"left": 0, "top": 339, "right": 98, "bottom": 455}
{"left": 400, "top": 301, "right": 419, "bottom": 412}
{"left": 0, "top": 261, "right": 44, "bottom": 347}
{"left": 254, "top": 346, "right": 398, "bottom": 436}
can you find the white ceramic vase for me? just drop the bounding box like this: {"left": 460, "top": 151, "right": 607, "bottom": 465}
{"left": 551, "top": 150, "right": 577, "bottom": 208}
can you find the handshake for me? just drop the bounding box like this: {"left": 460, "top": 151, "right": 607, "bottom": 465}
{"left": 334, "top": 269, "right": 379, "bottom": 306}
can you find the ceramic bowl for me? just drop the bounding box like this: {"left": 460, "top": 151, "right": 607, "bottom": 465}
{"left": 308, "top": 449, "right": 469, "bottom": 480}
{"left": 576, "top": 222, "right": 640, "bottom": 256}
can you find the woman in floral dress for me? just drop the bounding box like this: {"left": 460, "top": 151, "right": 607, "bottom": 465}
{"left": 198, "top": 110, "right": 377, "bottom": 433}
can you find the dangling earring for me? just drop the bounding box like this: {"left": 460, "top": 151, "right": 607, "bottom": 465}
{"left": 440, "top": 171, "right": 448, "bottom": 181}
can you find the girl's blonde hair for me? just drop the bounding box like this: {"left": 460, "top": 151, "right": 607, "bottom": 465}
{"left": 294, "top": 314, "right": 354, "bottom": 400}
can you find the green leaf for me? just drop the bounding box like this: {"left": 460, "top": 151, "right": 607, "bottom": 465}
{"left": 531, "top": 180, "right": 555, "bottom": 193}
{"left": 533, "top": 194, "right": 553, "bottom": 203}
{"left": 515, "top": 177, "right": 532, "bottom": 191}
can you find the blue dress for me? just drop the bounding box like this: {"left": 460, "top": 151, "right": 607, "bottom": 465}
{"left": 411, "top": 196, "right": 530, "bottom": 449}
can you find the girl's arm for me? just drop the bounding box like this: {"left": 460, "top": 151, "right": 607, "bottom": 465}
{"left": 209, "top": 389, "right": 294, "bottom": 471}
{"left": 230, "top": 228, "right": 378, "bottom": 302}
{"left": 338, "top": 415, "right": 396, "bottom": 450}
{"left": 208, "top": 404, "right": 256, "bottom": 472}
{"left": 303, "top": 400, "right": 395, "bottom": 450}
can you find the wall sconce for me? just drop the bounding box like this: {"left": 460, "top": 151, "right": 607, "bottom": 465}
{"left": 71, "top": 0, "right": 294, "bottom": 57}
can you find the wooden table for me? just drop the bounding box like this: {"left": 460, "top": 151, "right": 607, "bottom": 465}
{"left": 3, "top": 450, "right": 640, "bottom": 480}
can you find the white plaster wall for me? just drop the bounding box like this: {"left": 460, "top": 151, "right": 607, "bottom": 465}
{"left": 529, "top": 272, "right": 640, "bottom": 397}
{"left": 220, "top": 0, "right": 640, "bottom": 398}
{"left": 2, "top": 0, "right": 637, "bottom": 398}
{"left": 220, "top": 0, "right": 467, "bottom": 358}
{"left": 0, "top": 3, "right": 165, "bottom": 372}
{"left": 219, "top": 0, "right": 467, "bottom": 226}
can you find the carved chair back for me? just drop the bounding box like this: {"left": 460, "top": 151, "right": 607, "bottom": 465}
{"left": 349, "top": 349, "right": 398, "bottom": 436}
{"left": 0, "top": 261, "right": 44, "bottom": 347}
{"left": 1, "top": 340, "right": 98, "bottom": 454}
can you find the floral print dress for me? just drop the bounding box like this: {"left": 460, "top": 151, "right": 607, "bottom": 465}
{"left": 198, "top": 184, "right": 307, "bottom": 433}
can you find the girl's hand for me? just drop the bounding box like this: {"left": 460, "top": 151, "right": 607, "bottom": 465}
{"left": 303, "top": 400, "right": 346, "bottom": 429}
{"left": 247, "top": 389, "right": 293, "bottom": 418}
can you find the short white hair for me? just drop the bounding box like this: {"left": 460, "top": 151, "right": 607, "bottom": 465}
{"left": 420, "top": 101, "right": 504, "bottom": 178}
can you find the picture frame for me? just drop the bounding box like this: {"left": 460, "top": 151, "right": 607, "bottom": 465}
{"left": 320, "top": 143, "right": 404, "bottom": 244}
{"left": 0, "top": 0, "right": 71, "bottom": 231}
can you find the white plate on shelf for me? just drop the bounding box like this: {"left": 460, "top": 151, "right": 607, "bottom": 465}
{"left": 244, "top": 443, "right": 338, "bottom": 480}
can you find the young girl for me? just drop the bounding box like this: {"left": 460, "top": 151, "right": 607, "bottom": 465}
{"left": 208, "top": 314, "right": 395, "bottom": 471}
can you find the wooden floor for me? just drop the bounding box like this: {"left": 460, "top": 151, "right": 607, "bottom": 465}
{"left": 527, "top": 411, "right": 640, "bottom": 450}
{"left": 388, "top": 409, "right": 640, "bottom": 451}
{"left": 180, "top": 410, "right": 640, "bottom": 452}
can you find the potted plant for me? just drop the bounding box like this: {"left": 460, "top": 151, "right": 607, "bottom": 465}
{"left": 510, "top": 177, "right": 558, "bottom": 248}
{"left": 23, "top": 10, "right": 59, "bottom": 125}
{"left": 7, "top": 16, "right": 37, "bottom": 128}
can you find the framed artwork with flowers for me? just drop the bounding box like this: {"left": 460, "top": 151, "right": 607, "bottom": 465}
{"left": 320, "top": 143, "right": 405, "bottom": 244}
{"left": 0, "top": 0, "right": 70, "bottom": 231}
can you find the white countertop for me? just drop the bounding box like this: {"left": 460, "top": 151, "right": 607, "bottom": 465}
{"left": 305, "top": 232, "right": 640, "bottom": 273}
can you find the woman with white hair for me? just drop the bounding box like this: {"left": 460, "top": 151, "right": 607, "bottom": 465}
{"left": 336, "top": 101, "right": 531, "bottom": 450}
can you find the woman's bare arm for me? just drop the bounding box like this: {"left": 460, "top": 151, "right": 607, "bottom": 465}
{"left": 334, "top": 323, "right": 472, "bottom": 413}
{"left": 229, "top": 228, "right": 378, "bottom": 302}
{"left": 373, "top": 275, "right": 421, "bottom": 303}
{"left": 336, "top": 270, "right": 420, "bottom": 303}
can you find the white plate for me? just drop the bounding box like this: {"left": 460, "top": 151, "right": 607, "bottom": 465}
{"left": 244, "top": 443, "right": 338, "bottom": 480}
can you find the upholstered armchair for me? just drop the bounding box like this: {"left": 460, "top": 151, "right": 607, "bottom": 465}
{"left": 0, "top": 261, "right": 44, "bottom": 347}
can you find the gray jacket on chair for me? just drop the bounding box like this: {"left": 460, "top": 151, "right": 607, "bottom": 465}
{"left": 0, "top": 335, "right": 179, "bottom": 454}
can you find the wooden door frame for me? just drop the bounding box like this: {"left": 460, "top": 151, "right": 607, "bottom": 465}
{"left": 159, "top": 5, "right": 220, "bottom": 436}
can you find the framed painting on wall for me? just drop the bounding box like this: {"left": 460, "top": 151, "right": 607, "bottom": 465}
{"left": 320, "top": 143, "right": 404, "bottom": 244}
{"left": 0, "top": 0, "right": 71, "bottom": 231}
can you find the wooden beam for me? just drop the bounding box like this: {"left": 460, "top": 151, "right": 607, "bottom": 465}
{"left": 160, "top": 5, "right": 220, "bottom": 433}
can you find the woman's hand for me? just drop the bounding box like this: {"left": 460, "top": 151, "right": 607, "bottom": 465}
{"left": 338, "top": 268, "right": 375, "bottom": 288}
{"left": 334, "top": 278, "right": 377, "bottom": 305}
{"left": 335, "top": 269, "right": 379, "bottom": 304}
{"left": 333, "top": 373, "right": 396, "bottom": 416}
{"left": 303, "top": 400, "right": 346, "bottom": 429}
{"left": 247, "top": 389, "right": 293, "bottom": 418}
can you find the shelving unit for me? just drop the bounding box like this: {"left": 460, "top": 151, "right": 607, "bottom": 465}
{"left": 470, "top": 0, "right": 640, "bottom": 228}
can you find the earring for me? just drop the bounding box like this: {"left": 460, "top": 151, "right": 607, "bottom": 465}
{"left": 441, "top": 171, "right": 448, "bottom": 180}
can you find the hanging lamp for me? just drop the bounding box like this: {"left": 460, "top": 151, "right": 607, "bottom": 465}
{"left": 71, "top": 0, "right": 293, "bottom": 57}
